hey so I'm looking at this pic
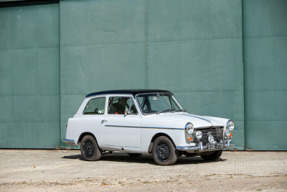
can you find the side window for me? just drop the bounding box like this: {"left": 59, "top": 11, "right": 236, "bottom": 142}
{"left": 83, "top": 97, "right": 106, "bottom": 115}
{"left": 108, "top": 97, "right": 138, "bottom": 115}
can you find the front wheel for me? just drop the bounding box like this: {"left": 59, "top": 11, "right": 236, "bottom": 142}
{"left": 200, "top": 150, "right": 222, "bottom": 161}
{"left": 152, "top": 136, "right": 178, "bottom": 166}
{"left": 80, "top": 135, "right": 101, "bottom": 161}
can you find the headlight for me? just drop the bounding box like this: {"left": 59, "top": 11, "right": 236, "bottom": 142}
{"left": 185, "top": 122, "right": 194, "bottom": 134}
{"left": 227, "top": 120, "right": 234, "bottom": 131}
{"left": 208, "top": 135, "right": 215, "bottom": 143}
{"left": 195, "top": 131, "right": 202, "bottom": 139}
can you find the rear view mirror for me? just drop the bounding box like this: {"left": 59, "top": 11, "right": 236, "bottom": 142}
{"left": 124, "top": 109, "right": 130, "bottom": 116}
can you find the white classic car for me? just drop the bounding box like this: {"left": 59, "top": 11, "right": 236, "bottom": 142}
{"left": 64, "top": 90, "right": 234, "bottom": 165}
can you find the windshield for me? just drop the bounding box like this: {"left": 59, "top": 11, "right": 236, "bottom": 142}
{"left": 136, "top": 93, "right": 184, "bottom": 114}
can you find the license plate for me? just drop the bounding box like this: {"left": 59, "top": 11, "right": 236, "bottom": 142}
{"left": 207, "top": 143, "right": 223, "bottom": 150}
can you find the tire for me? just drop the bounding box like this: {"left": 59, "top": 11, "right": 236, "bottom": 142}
{"left": 80, "top": 135, "right": 101, "bottom": 161}
{"left": 200, "top": 150, "right": 222, "bottom": 161}
{"left": 152, "top": 136, "right": 178, "bottom": 166}
{"left": 128, "top": 153, "right": 142, "bottom": 157}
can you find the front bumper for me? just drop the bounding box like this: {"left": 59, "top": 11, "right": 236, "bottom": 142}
{"left": 176, "top": 140, "right": 233, "bottom": 152}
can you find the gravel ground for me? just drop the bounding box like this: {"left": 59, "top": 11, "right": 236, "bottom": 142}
{"left": 0, "top": 150, "right": 286, "bottom": 192}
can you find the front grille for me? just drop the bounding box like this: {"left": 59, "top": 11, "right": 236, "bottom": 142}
{"left": 193, "top": 127, "right": 224, "bottom": 145}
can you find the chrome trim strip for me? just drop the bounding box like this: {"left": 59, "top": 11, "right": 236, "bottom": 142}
{"left": 105, "top": 125, "right": 184, "bottom": 130}
{"left": 177, "top": 141, "right": 233, "bottom": 152}
{"left": 181, "top": 114, "right": 212, "bottom": 124}
{"left": 176, "top": 146, "right": 200, "bottom": 151}
{"left": 177, "top": 142, "right": 206, "bottom": 151}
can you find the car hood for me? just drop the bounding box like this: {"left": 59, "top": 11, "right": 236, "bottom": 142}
{"left": 143, "top": 112, "right": 227, "bottom": 128}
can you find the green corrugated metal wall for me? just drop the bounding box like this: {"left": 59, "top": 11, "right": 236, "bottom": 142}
{"left": 0, "top": 0, "right": 286, "bottom": 150}
{"left": 146, "top": 0, "right": 244, "bottom": 150}
{"left": 0, "top": 3, "right": 60, "bottom": 148}
{"left": 59, "top": 0, "right": 147, "bottom": 147}
{"left": 243, "top": 0, "right": 287, "bottom": 150}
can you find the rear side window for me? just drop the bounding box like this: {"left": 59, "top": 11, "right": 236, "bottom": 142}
{"left": 83, "top": 97, "right": 106, "bottom": 115}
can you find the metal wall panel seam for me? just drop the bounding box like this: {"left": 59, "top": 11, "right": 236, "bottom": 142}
{"left": 145, "top": 0, "right": 149, "bottom": 89}
{"left": 242, "top": 0, "right": 247, "bottom": 150}
{"left": 58, "top": 1, "right": 61, "bottom": 148}
{"left": 144, "top": 37, "right": 242, "bottom": 45}
{"left": 58, "top": 38, "right": 242, "bottom": 48}
{"left": 0, "top": 47, "right": 60, "bottom": 51}
{"left": 60, "top": 42, "right": 145, "bottom": 48}
{"left": 244, "top": 35, "right": 287, "bottom": 39}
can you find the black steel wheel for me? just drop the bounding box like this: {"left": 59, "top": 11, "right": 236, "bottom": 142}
{"left": 200, "top": 150, "right": 222, "bottom": 161}
{"left": 152, "top": 136, "right": 178, "bottom": 166}
{"left": 80, "top": 135, "right": 101, "bottom": 161}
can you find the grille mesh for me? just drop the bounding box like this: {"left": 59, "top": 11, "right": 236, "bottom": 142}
{"left": 193, "top": 127, "right": 224, "bottom": 145}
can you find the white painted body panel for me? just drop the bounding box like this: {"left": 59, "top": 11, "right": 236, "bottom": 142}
{"left": 65, "top": 93, "right": 231, "bottom": 153}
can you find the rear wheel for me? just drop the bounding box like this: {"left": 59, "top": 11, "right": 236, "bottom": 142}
{"left": 80, "top": 135, "right": 101, "bottom": 161}
{"left": 152, "top": 136, "right": 178, "bottom": 166}
{"left": 200, "top": 150, "right": 222, "bottom": 161}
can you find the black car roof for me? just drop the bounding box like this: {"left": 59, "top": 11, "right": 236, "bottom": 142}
{"left": 86, "top": 89, "right": 172, "bottom": 97}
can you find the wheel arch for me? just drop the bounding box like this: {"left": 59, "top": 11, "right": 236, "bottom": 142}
{"left": 77, "top": 132, "right": 97, "bottom": 144}
{"left": 148, "top": 133, "right": 176, "bottom": 153}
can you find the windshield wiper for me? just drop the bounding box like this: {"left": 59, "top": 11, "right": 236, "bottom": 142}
{"left": 156, "top": 109, "right": 186, "bottom": 114}
{"left": 171, "top": 109, "right": 186, "bottom": 112}
{"left": 156, "top": 109, "right": 173, "bottom": 114}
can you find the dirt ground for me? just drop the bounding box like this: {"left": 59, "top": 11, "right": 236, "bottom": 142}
{"left": 0, "top": 150, "right": 286, "bottom": 192}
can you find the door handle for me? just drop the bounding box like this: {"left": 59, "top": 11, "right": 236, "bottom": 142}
{"left": 101, "top": 120, "right": 107, "bottom": 124}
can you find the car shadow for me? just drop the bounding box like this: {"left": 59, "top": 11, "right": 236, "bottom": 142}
{"left": 62, "top": 153, "right": 226, "bottom": 166}
{"left": 62, "top": 154, "right": 82, "bottom": 160}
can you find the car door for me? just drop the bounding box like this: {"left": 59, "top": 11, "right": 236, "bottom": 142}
{"left": 100, "top": 95, "right": 141, "bottom": 149}
{"left": 80, "top": 96, "right": 107, "bottom": 147}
